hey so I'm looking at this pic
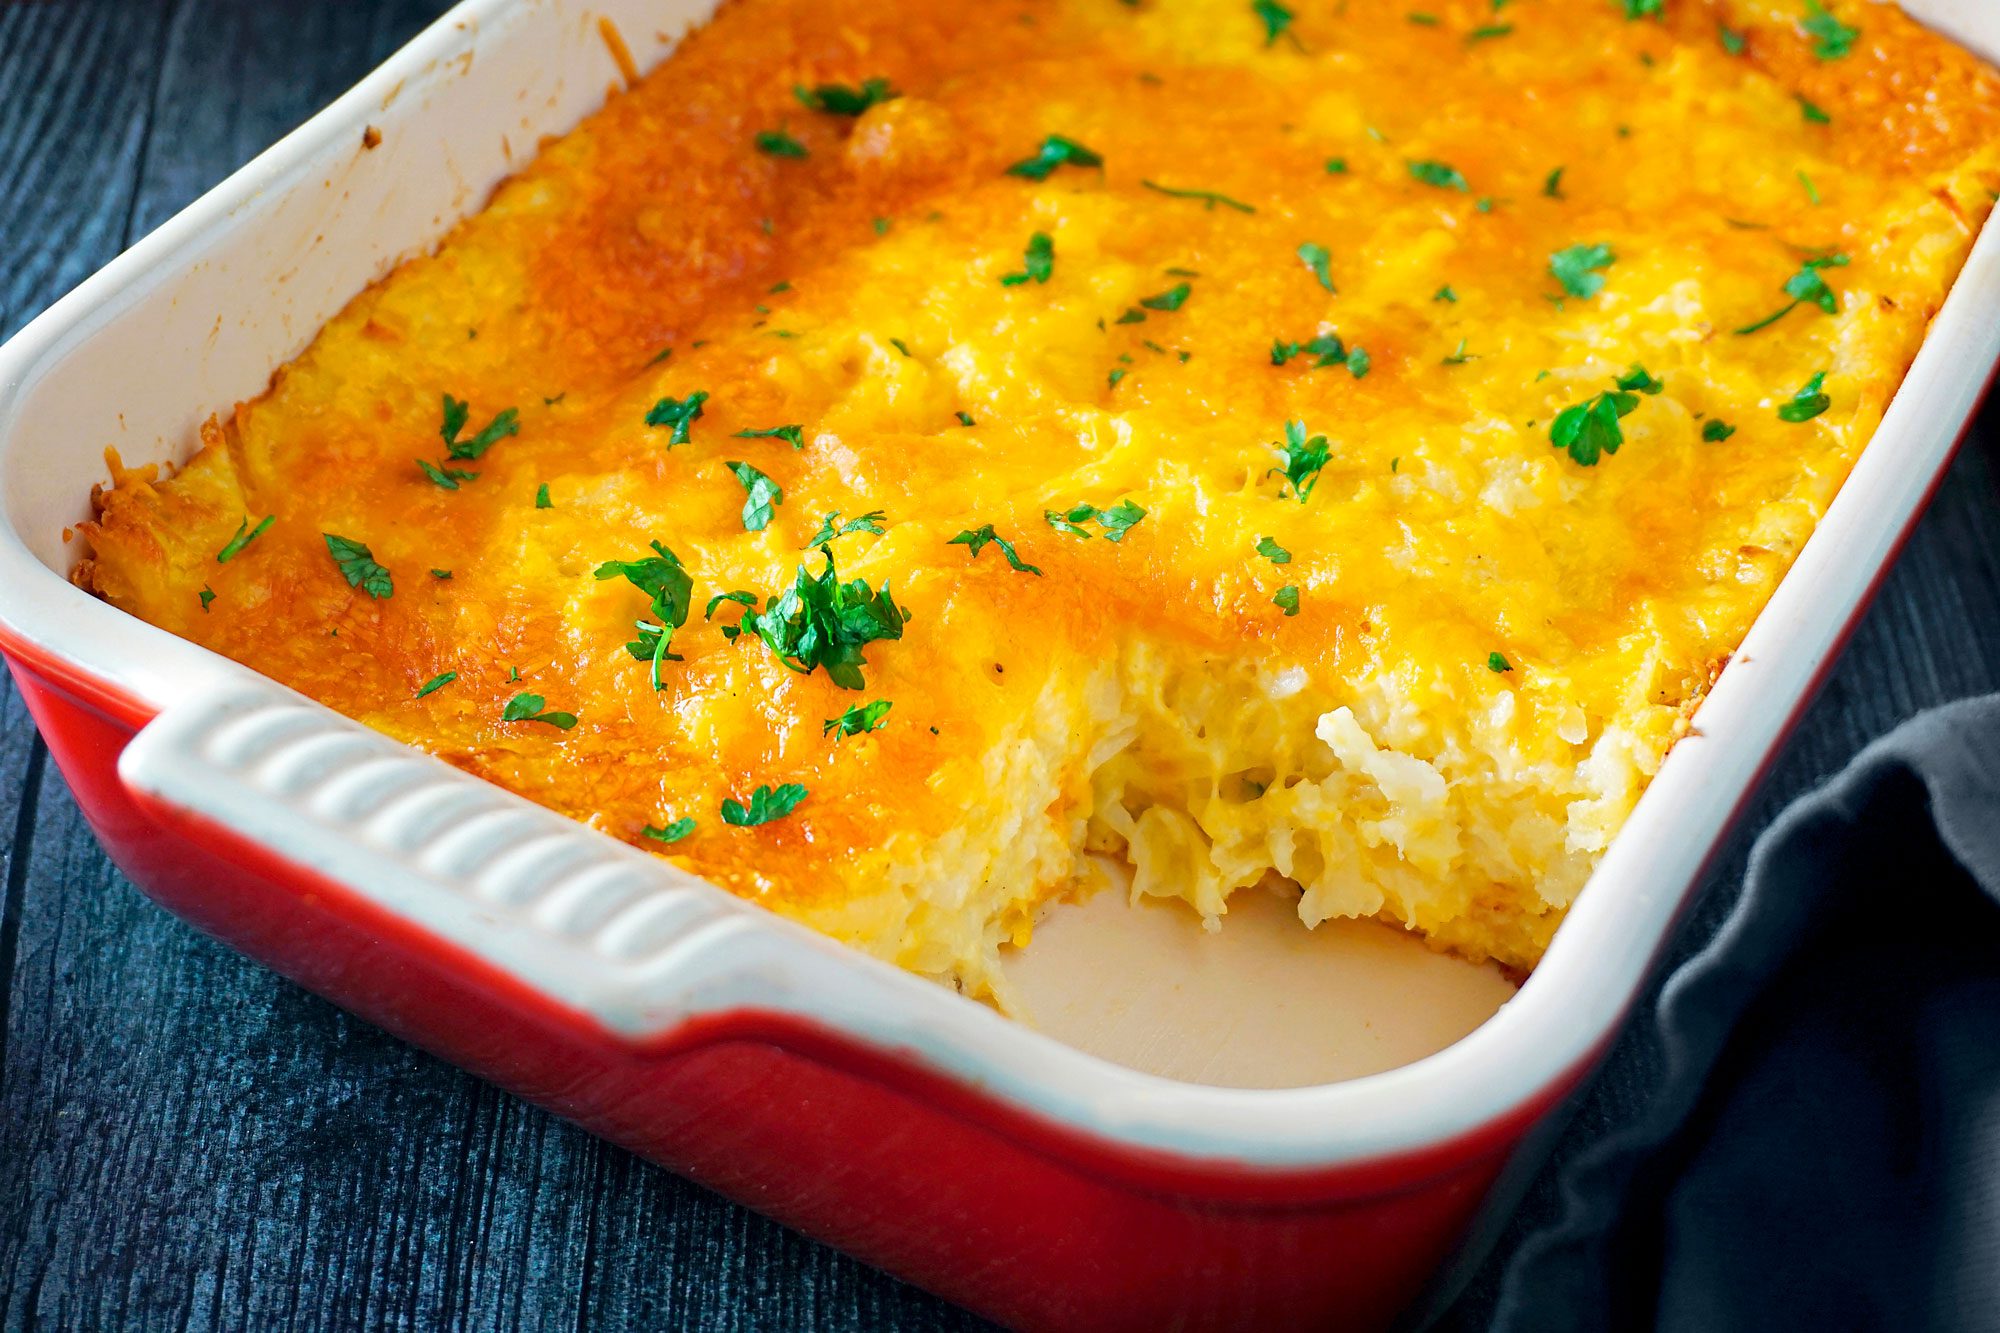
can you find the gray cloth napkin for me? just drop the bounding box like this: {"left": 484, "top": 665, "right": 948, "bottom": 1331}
{"left": 1438, "top": 694, "right": 2000, "bottom": 1331}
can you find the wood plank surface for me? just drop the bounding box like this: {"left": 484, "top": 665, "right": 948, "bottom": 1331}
{"left": 0, "top": 4, "right": 1995, "bottom": 1330}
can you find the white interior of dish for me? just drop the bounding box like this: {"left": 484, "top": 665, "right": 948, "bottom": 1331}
{"left": 0, "top": 0, "right": 1995, "bottom": 1150}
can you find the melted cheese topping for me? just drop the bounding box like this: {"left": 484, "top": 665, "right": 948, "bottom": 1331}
{"left": 82, "top": 0, "right": 2000, "bottom": 994}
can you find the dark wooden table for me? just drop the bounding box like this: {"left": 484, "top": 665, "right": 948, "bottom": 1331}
{"left": 2, "top": 4, "right": 1996, "bottom": 1329}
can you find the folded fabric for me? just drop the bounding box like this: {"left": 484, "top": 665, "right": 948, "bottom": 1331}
{"left": 1437, "top": 695, "right": 2000, "bottom": 1332}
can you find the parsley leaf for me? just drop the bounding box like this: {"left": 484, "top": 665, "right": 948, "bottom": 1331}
{"left": 725, "top": 461, "right": 784, "bottom": 532}
{"left": 1487, "top": 651, "right": 1512, "bottom": 672}
{"left": 1001, "top": 232, "right": 1055, "bottom": 286}
{"left": 415, "top": 671, "right": 457, "bottom": 699}
{"left": 1719, "top": 21, "right": 1747, "bottom": 53}
{"left": 1255, "top": 535, "right": 1292, "bottom": 564}
{"left": 1615, "top": 363, "right": 1665, "bottom": 394}
{"left": 793, "top": 78, "right": 898, "bottom": 115}
{"left": 949, "top": 524, "right": 1043, "bottom": 575}
{"left": 1346, "top": 345, "right": 1372, "bottom": 378}
{"left": 1273, "top": 585, "right": 1301, "bottom": 616}
{"left": 1005, "top": 134, "right": 1103, "bottom": 180}
{"left": 734, "top": 424, "right": 806, "bottom": 449}
{"left": 502, "top": 693, "right": 578, "bottom": 730}
{"left": 721, "top": 782, "right": 809, "bottom": 826}
{"left": 1777, "top": 371, "right": 1832, "bottom": 422}
{"left": 1139, "top": 282, "right": 1191, "bottom": 312}
{"left": 534, "top": 483, "right": 552, "bottom": 509}
{"left": 1620, "top": 0, "right": 1664, "bottom": 18}
{"left": 755, "top": 129, "right": 809, "bottom": 158}
{"left": 641, "top": 817, "right": 696, "bottom": 844}
{"left": 1703, "top": 419, "right": 1738, "bottom": 442}
{"left": 1543, "top": 167, "right": 1565, "bottom": 199}
{"left": 645, "top": 390, "right": 709, "bottom": 444}
{"left": 1139, "top": 179, "right": 1257, "bottom": 213}
{"left": 418, "top": 459, "right": 477, "bottom": 490}
{"left": 1043, "top": 500, "right": 1147, "bottom": 541}
{"left": 1733, "top": 253, "right": 1848, "bottom": 335}
{"left": 1798, "top": 95, "right": 1831, "bottom": 124}
{"left": 806, "top": 510, "right": 888, "bottom": 550}
{"left": 714, "top": 553, "right": 907, "bottom": 690}
{"left": 198, "top": 586, "right": 215, "bottom": 612}
{"left": 955, "top": 411, "right": 977, "bottom": 427}
{"left": 1549, "top": 387, "right": 1640, "bottom": 466}
{"left": 1270, "top": 332, "right": 1348, "bottom": 369}
{"left": 1550, "top": 243, "right": 1616, "bottom": 299}
{"left": 593, "top": 541, "right": 695, "bottom": 690}
{"left": 1407, "top": 159, "right": 1469, "bottom": 192}
{"left": 1252, "top": 0, "right": 1295, "bottom": 46}
{"left": 824, "top": 700, "right": 892, "bottom": 741}
{"left": 1297, "top": 242, "right": 1335, "bottom": 292}
{"left": 440, "top": 396, "right": 519, "bottom": 461}
{"left": 1801, "top": 0, "right": 1858, "bottom": 59}
{"left": 1268, "top": 420, "right": 1332, "bottom": 502}
{"left": 216, "top": 514, "right": 274, "bottom": 563}
{"left": 323, "top": 534, "right": 393, "bottom": 598}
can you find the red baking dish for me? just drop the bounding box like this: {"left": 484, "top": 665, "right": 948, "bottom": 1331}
{"left": 1, "top": 2, "right": 1997, "bottom": 1328}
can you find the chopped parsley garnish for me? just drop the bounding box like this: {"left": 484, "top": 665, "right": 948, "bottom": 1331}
{"left": 1252, "top": 0, "right": 1295, "bottom": 46}
{"left": 755, "top": 129, "right": 809, "bottom": 158}
{"left": 1801, "top": 0, "right": 1858, "bottom": 59}
{"left": 1468, "top": 23, "right": 1513, "bottom": 40}
{"left": 216, "top": 514, "right": 274, "bottom": 563}
{"left": 1434, "top": 285, "right": 1458, "bottom": 303}
{"left": 414, "top": 671, "right": 457, "bottom": 699}
{"left": 721, "top": 782, "right": 808, "bottom": 827}
{"left": 1407, "top": 159, "right": 1469, "bottom": 192}
{"left": 1346, "top": 345, "right": 1372, "bottom": 378}
{"left": 1733, "top": 253, "right": 1848, "bottom": 335}
{"left": 1550, "top": 243, "right": 1616, "bottom": 299}
{"left": 1255, "top": 535, "right": 1292, "bottom": 564}
{"left": 725, "top": 461, "right": 784, "bottom": 532}
{"left": 501, "top": 692, "right": 578, "bottom": 730}
{"left": 1703, "top": 419, "right": 1738, "bottom": 442}
{"left": 1273, "top": 585, "right": 1301, "bottom": 616}
{"left": 889, "top": 337, "right": 912, "bottom": 357}
{"left": 1487, "top": 652, "right": 1512, "bottom": 673}
{"left": 440, "top": 395, "right": 519, "bottom": 461}
{"left": 955, "top": 411, "right": 977, "bottom": 427}
{"left": 1616, "top": 362, "right": 1665, "bottom": 394}
{"left": 1297, "top": 242, "right": 1335, "bottom": 292}
{"left": 1777, "top": 371, "right": 1832, "bottom": 422}
{"left": 1325, "top": 157, "right": 1348, "bottom": 174}
{"left": 324, "top": 534, "right": 393, "bottom": 598}
{"left": 711, "top": 553, "right": 907, "bottom": 690}
{"left": 645, "top": 390, "right": 709, "bottom": 444}
{"left": 1620, "top": 0, "right": 1664, "bottom": 18}
{"left": 641, "top": 818, "right": 696, "bottom": 845}
{"left": 734, "top": 424, "right": 806, "bottom": 449}
{"left": 793, "top": 78, "right": 898, "bottom": 115}
{"left": 418, "top": 459, "right": 477, "bottom": 490}
{"left": 534, "top": 483, "right": 552, "bottom": 509}
{"left": 1115, "top": 309, "right": 1147, "bottom": 325}
{"left": 1140, "top": 283, "right": 1191, "bottom": 312}
{"left": 806, "top": 510, "right": 888, "bottom": 550}
{"left": 1268, "top": 420, "right": 1331, "bottom": 502}
{"left": 1044, "top": 500, "right": 1146, "bottom": 541}
{"left": 1108, "top": 368, "right": 1128, "bottom": 388}
{"left": 431, "top": 569, "right": 452, "bottom": 579}
{"left": 1408, "top": 12, "right": 1440, "bottom": 25}
{"left": 199, "top": 586, "right": 215, "bottom": 612}
{"left": 593, "top": 541, "right": 694, "bottom": 690}
{"left": 1798, "top": 95, "right": 1831, "bottom": 124}
{"left": 1798, "top": 169, "right": 1822, "bottom": 205}
{"left": 1443, "top": 339, "right": 1476, "bottom": 366}
{"left": 1549, "top": 384, "right": 1641, "bottom": 466}
{"left": 1543, "top": 167, "right": 1565, "bottom": 199}
{"left": 1001, "top": 231, "right": 1055, "bottom": 286}
{"left": 1140, "top": 179, "right": 1257, "bottom": 213}
{"left": 824, "top": 700, "right": 892, "bottom": 741}
{"left": 1719, "top": 21, "right": 1747, "bottom": 54}
{"left": 949, "top": 524, "right": 1043, "bottom": 575}
{"left": 1005, "top": 134, "right": 1103, "bottom": 180}
{"left": 1270, "top": 332, "right": 1351, "bottom": 369}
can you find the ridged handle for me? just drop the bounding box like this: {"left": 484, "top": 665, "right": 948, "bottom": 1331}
{"left": 115, "top": 673, "right": 797, "bottom": 1041}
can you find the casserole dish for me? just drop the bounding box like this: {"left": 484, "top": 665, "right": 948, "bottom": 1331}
{"left": 1, "top": 1, "right": 1996, "bottom": 1327}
